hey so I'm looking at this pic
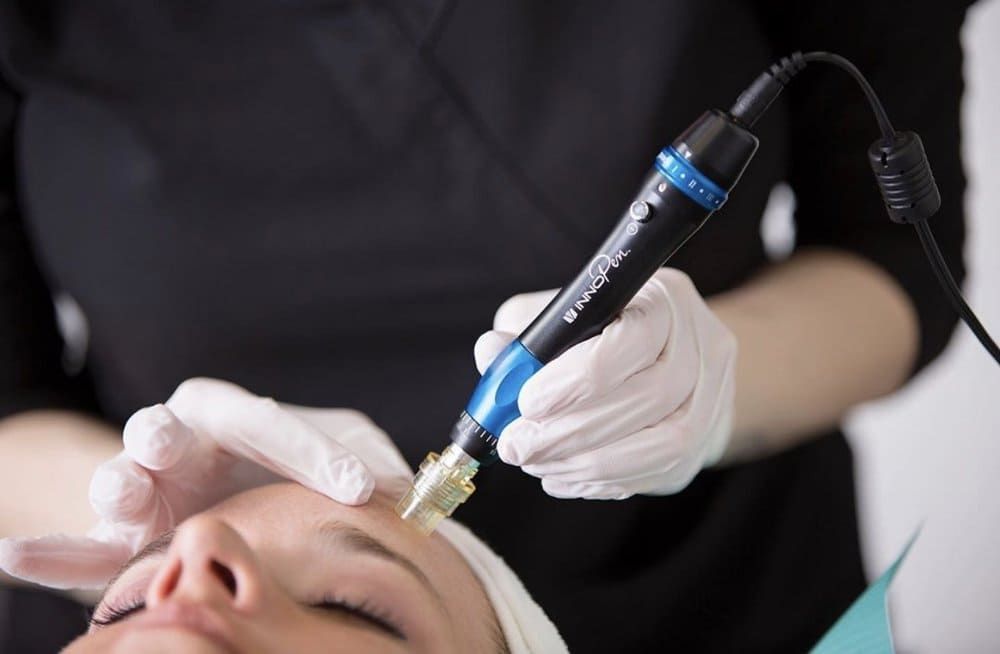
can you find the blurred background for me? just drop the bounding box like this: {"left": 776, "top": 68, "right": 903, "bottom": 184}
{"left": 851, "top": 2, "right": 1000, "bottom": 650}
{"left": 763, "top": 1, "right": 1000, "bottom": 650}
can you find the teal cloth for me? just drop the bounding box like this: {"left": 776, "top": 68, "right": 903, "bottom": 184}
{"left": 810, "top": 533, "right": 918, "bottom": 654}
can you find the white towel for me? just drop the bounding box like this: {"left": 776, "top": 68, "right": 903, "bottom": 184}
{"left": 436, "top": 517, "right": 569, "bottom": 654}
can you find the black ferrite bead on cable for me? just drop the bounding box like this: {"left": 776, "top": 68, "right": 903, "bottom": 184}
{"left": 868, "top": 131, "right": 941, "bottom": 224}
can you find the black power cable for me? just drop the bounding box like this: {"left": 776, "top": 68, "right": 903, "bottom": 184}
{"left": 801, "top": 51, "right": 897, "bottom": 141}
{"left": 729, "top": 51, "right": 1000, "bottom": 367}
{"left": 915, "top": 220, "right": 1000, "bottom": 362}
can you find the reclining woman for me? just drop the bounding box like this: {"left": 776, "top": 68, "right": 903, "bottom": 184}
{"left": 0, "top": 379, "right": 566, "bottom": 653}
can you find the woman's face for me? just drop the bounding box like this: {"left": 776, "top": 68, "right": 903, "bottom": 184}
{"left": 65, "top": 483, "right": 504, "bottom": 653}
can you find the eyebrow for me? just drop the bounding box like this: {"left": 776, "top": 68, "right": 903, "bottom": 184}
{"left": 97, "top": 529, "right": 176, "bottom": 607}
{"left": 316, "top": 521, "right": 449, "bottom": 614}
{"left": 97, "top": 522, "right": 449, "bottom": 616}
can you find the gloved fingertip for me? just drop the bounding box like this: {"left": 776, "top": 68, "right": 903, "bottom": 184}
{"left": 496, "top": 439, "right": 523, "bottom": 466}
{"left": 516, "top": 346, "right": 595, "bottom": 418}
{"left": 0, "top": 537, "right": 24, "bottom": 570}
{"left": 123, "top": 403, "right": 194, "bottom": 470}
{"left": 89, "top": 459, "right": 155, "bottom": 520}
{"left": 331, "top": 481, "right": 374, "bottom": 506}
{"left": 540, "top": 478, "right": 579, "bottom": 499}
{"left": 497, "top": 420, "right": 537, "bottom": 466}
{"left": 320, "top": 458, "right": 375, "bottom": 506}
{"left": 515, "top": 381, "right": 553, "bottom": 420}
{"left": 0, "top": 537, "right": 46, "bottom": 574}
{"left": 542, "top": 478, "right": 633, "bottom": 501}
{"left": 582, "top": 484, "right": 634, "bottom": 501}
{"left": 493, "top": 289, "right": 559, "bottom": 333}
{"left": 473, "top": 331, "right": 515, "bottom": 375}
{"left": 342, "top": 477, "right": 376, "bottom": 506}
{"left": 0, "top": 535, "right": 125, "bottom": 590}
{"left": 0, "top": 538, "right": 40, "bottom": 583}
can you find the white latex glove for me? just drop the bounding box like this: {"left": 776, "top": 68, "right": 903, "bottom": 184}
{"left": 0, "top": 378, "right": 412, "bottom": 589}
{"left": 475, "top": 268, "right": 736, "bottom": 500}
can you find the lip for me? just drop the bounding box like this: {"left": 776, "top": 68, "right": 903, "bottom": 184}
{"left": 124, "top": 602, "right": 241, "bottom": 653}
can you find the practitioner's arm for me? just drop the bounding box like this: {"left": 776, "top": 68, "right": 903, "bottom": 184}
{"left": 710, "top": 247, "right": 918, "bottom": 462}
{"left": 0, "top": 410, "right": 119, "bottom": 539}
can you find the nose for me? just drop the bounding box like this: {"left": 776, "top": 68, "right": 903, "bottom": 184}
{"left": 145, "top": 515, "right": 265, "bottom": 611}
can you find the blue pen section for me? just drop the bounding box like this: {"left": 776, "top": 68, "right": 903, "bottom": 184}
{"left": 464, "top": 339, "right": 544, "bottom": 438}
{"left": 655, "top": 146, "right": 730, "bottom": 211}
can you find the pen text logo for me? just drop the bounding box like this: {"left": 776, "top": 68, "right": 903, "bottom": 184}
{"left": 562, "top": 249, "right": 631, "bottom": 323}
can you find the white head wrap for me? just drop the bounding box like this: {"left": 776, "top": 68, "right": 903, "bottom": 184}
{"left": 436, "top": 518, "right": 568, "bottom": 654}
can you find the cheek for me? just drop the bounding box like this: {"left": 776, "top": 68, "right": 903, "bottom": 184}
{"left": 420, "top": 541, "right": 489, "bottom": 609}
{"left": 417, "top": 542, "right": 499, "bottom": 652}
{"left": 63, "top": 627, "right": 230, "bottom": 654}
{"left": 62, "top": 630, "right": 111, "bottom": 653}
{"left": 262, "top": 613, "right": 411, "bottom": 653}
{"left": 67, "top": 614, "right": 411, "bottom": 654}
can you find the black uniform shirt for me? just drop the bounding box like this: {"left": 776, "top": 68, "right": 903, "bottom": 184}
{"left": 0, "top": 2, "right": 970, "bottom": 652}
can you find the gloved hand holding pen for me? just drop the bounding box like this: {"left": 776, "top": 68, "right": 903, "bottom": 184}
{"left": 474, "top": 268, "right": 736, "bottom": 500}
{"left": 0, "top": 378, "right": 410, "bottom": 589}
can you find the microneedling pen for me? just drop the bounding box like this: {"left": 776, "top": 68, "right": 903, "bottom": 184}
{"left": 398, "top": 50, "right": 973, "bottom": 534}
{"left": 395, "top": 108, "right": 760, "bottom": 534}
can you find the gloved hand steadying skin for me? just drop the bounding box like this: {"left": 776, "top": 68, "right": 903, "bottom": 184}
{"left": 0, "top": 378, "right": 411, "bottom": 589}
{"left": 475, "top": 268, "right": 736, "bottom": 500}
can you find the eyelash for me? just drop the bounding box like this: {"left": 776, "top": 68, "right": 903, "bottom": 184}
{"left": 316, "top": 595, "right": 406, "bottom": 640}
{"left": 88, "top": 600, "right": 145, "bottom": 627}
{"left": 89, "top": 596, "right": 406, "bottom": 640}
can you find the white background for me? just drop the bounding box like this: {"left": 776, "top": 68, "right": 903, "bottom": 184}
{"left": 844, "top": 2, "right": 999, "bottom": 651}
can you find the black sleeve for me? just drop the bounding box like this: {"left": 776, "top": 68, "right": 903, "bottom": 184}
{"left": 0, "top": 74, "right": 99, "bottom": 419}
{"left": 753, "top": 1, "right": 973, "bottom": 375}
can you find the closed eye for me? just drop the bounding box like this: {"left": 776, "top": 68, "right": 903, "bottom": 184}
{"left": 90, "top": 598, "right": 406, "bottom": 641}
{"left": 314, "top": 598, "right": 407, "bottom": 641}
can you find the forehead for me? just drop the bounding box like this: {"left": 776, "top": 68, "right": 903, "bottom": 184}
{"left": 200, "top": 483, "right": 496, "bottom": 637}
{"left": 200, "top": 483, "right": 441, "bottom": 566}
{"left": 205, "top": 483, "right": 405, "bottom": 539}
